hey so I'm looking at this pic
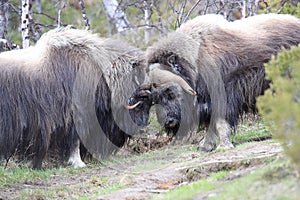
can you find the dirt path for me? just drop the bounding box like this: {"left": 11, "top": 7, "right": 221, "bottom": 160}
{"left": 98, "top": 141, "right": 282, "bottom": 200}
{"left": 0, "top": 140, "right": 286, "bottom": 200}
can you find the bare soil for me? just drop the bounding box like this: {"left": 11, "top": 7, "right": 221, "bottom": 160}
{"left": 0, "top": 138, "right": 293, "bottom": 200}
{"left": 98, "top": 141, "right": 283, "bottom": 200}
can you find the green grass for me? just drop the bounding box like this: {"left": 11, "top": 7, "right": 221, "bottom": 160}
{"left": 0, "top": 165, "right": 59, "bottom": 187}
{"left": 152, "top": 171, "right": 228, "bottom": 200}
{"left": 210, "top": 159, "right": 300, "bottom": 200}
{"left": 154, "top": 156, "right": 300, "bottom": 200}
{"left": 232, "top": 120, "right": 272, "bottom": 145}
{"left": 18, "top": 180, "right": 124, "bottom": 200}
{"left": 0, "top": 117, "right": 284, "bottom": 199}
{"left": 0, "top": 163, "right": 124, "bottom": 199}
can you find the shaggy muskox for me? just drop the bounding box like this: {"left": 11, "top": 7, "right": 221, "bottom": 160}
{"left": 0, "top": 26, "right": 149, "bottom": 169}
{"left": 128, "top": 13, "right": 300, "bottom": 151}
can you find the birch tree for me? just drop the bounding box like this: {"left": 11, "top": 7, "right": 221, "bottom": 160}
{"left": 79, "top": 0, "right": 90, "bottom": 30}
{"left": 55, "top": 0, "right": 66, "bottom": 27}
{"left": 102, "top": 0, "right": 130, "bottom": 34}
{"left": 21, "top": 0, "right": 30, "bottom": 48}
{"left": 0, "top": 0, "right": 9, "bottom": 51}
{"left": 143, "top": 0, "right": 151, "bottom": 44}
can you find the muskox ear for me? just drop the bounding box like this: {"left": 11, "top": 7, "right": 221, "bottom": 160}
{"left": 167, "top": 54, "right": 176, "bottom": 66}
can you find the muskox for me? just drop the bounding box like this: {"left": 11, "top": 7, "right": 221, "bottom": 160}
{"left": 128, "top": 14, "right": 300, "bottom": 151}
{"left": 0, "top": 26, "right": 149, "bottom": 169}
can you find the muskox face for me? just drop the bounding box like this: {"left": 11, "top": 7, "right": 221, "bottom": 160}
{"left": 127, "top": 83, "right": 182, "bottom": 134}
{"left": 152, "top": 83, "right": 183, "bottom": 135}
{"left": 127, "top": 85, "right": 153, "bottom": 127}
{"left": 128, "top": 82, "right": 197, "bottom": 137}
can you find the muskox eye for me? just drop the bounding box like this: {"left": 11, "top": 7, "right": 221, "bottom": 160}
{"left": 167, "top": 55, "right": 181, "bottom": 73}
{"left": 164, "top": 88, "right": 176, "bottom": 100}
{"left": 173, "top": 63, "right": 182, "bottom": 73}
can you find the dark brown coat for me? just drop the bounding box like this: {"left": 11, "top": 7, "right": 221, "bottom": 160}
{"left": 146, "top": 14, "right": 300, "bottom": 151}
{"left": 0, "top": 26, "right": 145, "bottom": 169}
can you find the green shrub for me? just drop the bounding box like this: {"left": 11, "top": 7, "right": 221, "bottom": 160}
{"left": 257, "top": 45, "right": 300, "bottom": 168}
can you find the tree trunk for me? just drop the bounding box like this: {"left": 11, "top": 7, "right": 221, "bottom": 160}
{"left": 242, "top": 0, "right": 248, "bottom": 18}
{"left": 55, "top": 0, "right": 66, "bottom": 27}
{"left": 79, "top": 0, "right": 90, "bottom": 30}
{"left": 102, "top": 0, "right": 130, "bottom": 34}
{"left": 21, "top": 0, "right": 30, "bottom": 48}
{"left": 0, "top": 0, "right": 9, "bottom": 51}
{"left": 144, "top": 1, "right": 151, "bottom": 44}
{"left": 35, "top": 0, "right": 42, "bottom": 14}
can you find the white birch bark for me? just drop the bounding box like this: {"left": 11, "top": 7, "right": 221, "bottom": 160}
{"left": 0, "top": 0, "right": 8, "bottom": 39}
{"left": 144, "top": 1, "right": 151, "bottom": 44}
{"left": 102, "top": 0, "right": 130, "bottom": 33}
{"left": 242, "top": 0, "right": 249, "bottom": 18}
{"left": 79, "top": 0, "right": 90, "bottom": 30}
{"left": 21, "top": 0, "right": 30, "bottom": 48}
{"left": 0, "top": 0, "right": 9, "bottom": 51}
{"left": 55, "top": 0, "right": 66, "bottom": 27}
{"left": 35, "top": 0, "right": 42, "bottom": 14}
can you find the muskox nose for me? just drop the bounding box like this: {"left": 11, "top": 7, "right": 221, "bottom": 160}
{"left": 165, "top": 117, "right": 179, "bottom": 128}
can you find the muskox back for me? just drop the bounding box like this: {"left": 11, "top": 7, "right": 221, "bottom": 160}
{"left": 0, "top": 27, "right": 146, "bottom": 168}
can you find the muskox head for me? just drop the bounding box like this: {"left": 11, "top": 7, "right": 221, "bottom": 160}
{"left": 126, "top": 64, "right": 198, "bottom": 137}
{"left": 152, "top": 83, "right": 184, "bottom": 135}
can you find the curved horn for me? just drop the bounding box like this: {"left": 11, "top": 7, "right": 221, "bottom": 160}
{"left": 125, "top": 101, "right": 141, "bottom": 110}
{"left": 149, "top": 64, "right": 197, "bottom": 96}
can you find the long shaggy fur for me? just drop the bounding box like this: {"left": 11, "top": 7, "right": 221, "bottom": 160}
{"left": 146, "top": 14, "right": 300, "bottom": 151}
{"left": 0, "top": 26, "right": 145, "bottom": 169}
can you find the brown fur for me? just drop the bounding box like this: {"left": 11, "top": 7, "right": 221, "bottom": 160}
{"left": 0, "top": 26, "right": 145, "bottom": 169}
{"left": 146, "top": 14, "right": 300, "bottom": 151}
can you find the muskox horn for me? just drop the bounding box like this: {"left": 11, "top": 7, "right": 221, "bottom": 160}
{"left": 125, "top": 101, "right": 142, "bottom": 110}
{"left": 149, "top": 64, "right": 197, "bottom": 96}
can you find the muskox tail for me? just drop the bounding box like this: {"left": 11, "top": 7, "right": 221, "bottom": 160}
{"left": 225, "top": 66, "right": 270, "bottom": 128}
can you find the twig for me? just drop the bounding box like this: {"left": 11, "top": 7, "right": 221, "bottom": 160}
{"left": 184, "top": 0, "right": 202, "bottom": 23}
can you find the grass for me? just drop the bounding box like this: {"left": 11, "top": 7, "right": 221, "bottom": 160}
{"left": 154, "top": 156, "right": 300, "bottom": 200}
{"left": 0, "top": 116, "right": 284, "bottom": 199}
{"left": 210, "top": 158, "right": 300, "bottom": 200}
{"left": 0, "top": 165, "right": 58, "bottom": 187}
{"left": 232, "top": 119, "right": 272, "bottom": 145}
{"left": 151, "top": 171, "right": 228, "bottom": 200}
{"left": 18, "top": 181, "right": 124, "bottom": 200}
{"left": 0, "top": 163, "right": 123, "bottom": 199}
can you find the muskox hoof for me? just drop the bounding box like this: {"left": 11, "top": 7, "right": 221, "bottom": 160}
{"left": 217, "top": 142, "right": 234, "bottom": 150}
{"left": 28, "top": 160, "right": 43, "bottom": 170}
{"left": 68, "top": 158, "right": 87, "bottom": 169}
{"left": 198, "top": 141, "right": 217, "bottom": 152}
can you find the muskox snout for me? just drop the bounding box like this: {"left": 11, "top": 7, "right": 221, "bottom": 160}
{"left": 165, "top": 117, "right": 179, "bottom": 128}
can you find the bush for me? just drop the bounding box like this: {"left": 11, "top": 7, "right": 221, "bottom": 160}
{"left": 257, "top": 45, "right": 300, "bottom": 168}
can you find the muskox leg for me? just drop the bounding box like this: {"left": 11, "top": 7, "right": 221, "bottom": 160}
{"left": 216, "top": 119, "right": 234, "bottom": 149}
{"left": 65, "top": 125, "right": 86, "bottom": 168}
{"left": 200, "top": 119, "right": 233, "bottom": 151}
{"left": 200, "top": 126, "right": 218, "bottom": 152}
{"left": 67, "top": 139, "right": 86, "bottom": 168}
{"left": 31, "top": 130, "right": 50, "bottom": 169}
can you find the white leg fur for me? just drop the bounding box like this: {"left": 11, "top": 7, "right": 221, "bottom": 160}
{"left": 216, "top": 119, "right": 234, "bottom": 149}
{"left": 68, "top": 141, "right": 86, "bottom": 168}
